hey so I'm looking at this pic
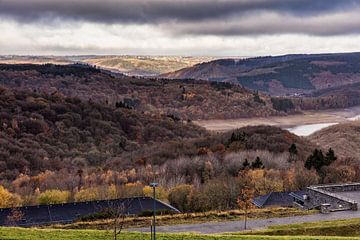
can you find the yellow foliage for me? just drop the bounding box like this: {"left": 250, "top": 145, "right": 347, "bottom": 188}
{"left": 0, "top": 185, "right": 22, "bottom": 208}
{"left": 74, "top": 187, "right": 100, "bottom": 202}
{"left": 107, "top": 184, "right": 118, "bottom": 199}
{"left": 143, "top": 186, "right": 168, "bottom": 202}
{"left": 37, "top": 189, "right": 70, "bottom": 205}
{"left": 247, "top": 169, "right": 284, "bottom": 195}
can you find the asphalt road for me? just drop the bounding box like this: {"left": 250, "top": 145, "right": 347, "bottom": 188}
{"left": 127, "top": 210, "right": 360, "bottom": 234}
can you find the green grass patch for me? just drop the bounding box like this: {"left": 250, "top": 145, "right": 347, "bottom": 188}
{"left": 0, "top": 227, "right": 358, "bottom": 240}
{"left": 235, "top": 218, "right": 360, "bottom": 237}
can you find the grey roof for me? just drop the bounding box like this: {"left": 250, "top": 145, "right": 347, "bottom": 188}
{"left": 0, "top": 197, "right": 180, "bottom": 227}
{"left": 252, "top": 191, "right": 304, "bottom": 208}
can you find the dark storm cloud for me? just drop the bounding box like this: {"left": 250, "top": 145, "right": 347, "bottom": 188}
{"left": 0, "top": 0, "right": 358, "bottom": 23}
{"left": 1, "top": 0, "right": 360, "bottom": 36}
{"left": 170, "top": 11, "right": 360, "bottom": 36}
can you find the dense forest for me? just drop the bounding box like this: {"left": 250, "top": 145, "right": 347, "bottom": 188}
{"left": 0, "top": 64, "right": 286, "bottom": 120}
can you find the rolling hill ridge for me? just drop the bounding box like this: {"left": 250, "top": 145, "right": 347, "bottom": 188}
{"left": 163, "top": 52, "right": 360, "bottom": 96}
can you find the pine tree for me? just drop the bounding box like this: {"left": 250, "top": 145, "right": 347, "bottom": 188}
{"left": 242, "top": 159, "right": 250, "bottom": 170}
{"left": 288, "top": 143, "right": 298, "bottom": 162}
{"left": 325, "top": 148, "right": 337, "bottom": 165}
{"left": 251, "top": 157, "right": 264, "bottom": 169}
{"left": 304, "top": 149, "right": 325, "bottom": 173}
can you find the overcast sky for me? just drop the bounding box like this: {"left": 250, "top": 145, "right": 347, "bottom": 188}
{"left": 1, "top": 0, "right": 360, "bottom": 56}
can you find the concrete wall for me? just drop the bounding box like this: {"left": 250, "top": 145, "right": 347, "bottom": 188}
{"left": 304, "top": 184, "right": 359, "bottom": 211}
{"left": 317, "top": 183, "right": 360, "bottom": 193}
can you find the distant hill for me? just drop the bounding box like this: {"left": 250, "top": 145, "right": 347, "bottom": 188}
{"left": 0, "top": 55, "right": 215, "bottom": 76}
{"left": 82, "top": 56, "right": 216, "bottom": 76}
{"left": 308, "top": 120, "right": 360, "bottom": 160}
{"left": 162, "top": 52, "right": 360, "bottom": 96}
{"left": 0, "top": 63, "right": 294, "bottom": 120}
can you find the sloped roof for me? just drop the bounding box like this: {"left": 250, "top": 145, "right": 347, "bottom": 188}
{"left": 252, "top": 191, "right": 304, "bottom": 208}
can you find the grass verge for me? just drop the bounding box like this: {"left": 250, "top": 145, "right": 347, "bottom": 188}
{"left": 55, "top": 207, "right": 316, "bottom": 230}
{"left": 234, "top": 218, "right": 360, "bottom": 237}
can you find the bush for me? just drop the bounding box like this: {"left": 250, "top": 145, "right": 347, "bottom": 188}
{"left": 37, "top": 189, "right": 70, "bottom": 205}
{"left": 0, "top": 185, "right": 22, "bottom": 208}
{"left": 168, "top": 185, "right": 193, "bottom": 212}
{"left": 74, "top": 188, "right": 100, "bottom": 202}
{"left": 143, "top": 186, "right": 168, "bottom": 202}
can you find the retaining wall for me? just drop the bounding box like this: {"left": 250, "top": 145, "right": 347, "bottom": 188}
{"left": 304, "top": 183, "right": 360, "bottom": 211}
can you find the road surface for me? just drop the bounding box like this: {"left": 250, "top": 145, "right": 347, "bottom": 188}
{"left": 127, "top": 210, "right": 360, "bottom": 234}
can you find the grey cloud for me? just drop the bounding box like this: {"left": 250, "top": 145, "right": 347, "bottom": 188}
{"left": 0, "top": 0, "right": 358, "bottom": 24}
{"left": 168, "top": 11, "right": 360, "bottom": 36}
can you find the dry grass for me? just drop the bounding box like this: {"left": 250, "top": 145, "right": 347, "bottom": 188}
{"left": 53, "top": 208, "right": 317, "bottom": 230}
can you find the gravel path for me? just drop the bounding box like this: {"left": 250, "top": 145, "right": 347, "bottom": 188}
{"left": 127, "top": 210, "right": 360, "bottom": 234}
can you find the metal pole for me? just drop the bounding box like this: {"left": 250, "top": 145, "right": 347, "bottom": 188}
{"left": 153, "top": 186, "right": 156, "bottom": 240}
{"left": 150, "top": 223, "right": 153, "bottom": 240}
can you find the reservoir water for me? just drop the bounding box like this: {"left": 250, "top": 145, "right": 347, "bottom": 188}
{"left": 287, "top": 114, "right": 360, "bottom": 136}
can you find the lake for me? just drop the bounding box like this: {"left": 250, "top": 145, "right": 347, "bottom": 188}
{"left": 286, "top": 114, "right": 360, "bottom": 136}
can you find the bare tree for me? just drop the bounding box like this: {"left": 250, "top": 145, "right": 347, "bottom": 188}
{"left": 6, "top": 208, "right": 25, "bottom": 226}
{"left": 237, "top": 186, "right": 255, "bottom": 230}
{"left": 106, "top": 199, "right": 132, "bottom": 240}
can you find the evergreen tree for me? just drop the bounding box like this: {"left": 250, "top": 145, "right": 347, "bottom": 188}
{"left": 242, "top": 159, "right": 250, "bottom": 170}
{"left": 251, "top": 157, "right": 264, "bottom": 169}
{"left": 288, "top": 143, "right": 298, "bottom": 162}
{"left": 305, "top": 148, "right": 338, "bottom": 174}
{"left": 305, "top": 149, "right": 324, "bottom": 172}
{"left": 289, "top": 143, "right": 298, "bottom": 155}
{"left": 325, "top": 148, "right": 337, "bottom": 165}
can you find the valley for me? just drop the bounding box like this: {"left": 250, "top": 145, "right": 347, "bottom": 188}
{"left": 3, "top": 1, "right": 360, "bottom": 239}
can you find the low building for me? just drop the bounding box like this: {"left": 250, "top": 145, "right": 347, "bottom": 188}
{"left": 303, "top": 183, "right": 359, "bottom": 211}
{"left": 254, "top": 183, "right": 360, "bottom": 212}
{"left": 0, "top": 197, "right": 179, "bottom": 227}
{"left": 253, "top": 191, "right": 305, "bottom": 208}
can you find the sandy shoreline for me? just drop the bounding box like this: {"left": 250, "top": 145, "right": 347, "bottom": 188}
{"left": 194, "top": 106, "right": 360, "bottom": 132}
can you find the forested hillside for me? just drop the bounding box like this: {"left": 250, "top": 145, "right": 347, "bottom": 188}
{"left": 0, "top": 86, "right": 206, "bottom": 180}
{"left": 0, "top": 86, "right": 352, "bottom": 211}
{"left": 0, "top": 86, "right": 317, "bottom": 208}
{"left": 163, "top": 52, "right": 360, "bottom": 98}
{"left": 309, "top": 120, "right": 360, "bottom": 160}
{"left": 0, "top": 64, "right": 292, "bottom": 120}
{"left": 0, "top": 64, "right": 359, "bottom": 212}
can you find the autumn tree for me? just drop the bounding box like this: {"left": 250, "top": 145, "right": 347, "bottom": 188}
{"left": 168, "top": 184, "right": 193, "bottom": 212}
{"left": 0, "top": 185, "right": 22, "bottom": 208}
{"left": 143, "top": 186, "right": 168, "bottom": 202}
{"left": 294, "top": 164, "right": 320, "bottom": 190}
{"left": 74, "top": 187, "right": 100, "bottom": 202}
{"left": 237, "top": 186, "right": 255, "bottom": 230}
{"left": 37, "top": 190, "right": 71, "bottom": 205}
